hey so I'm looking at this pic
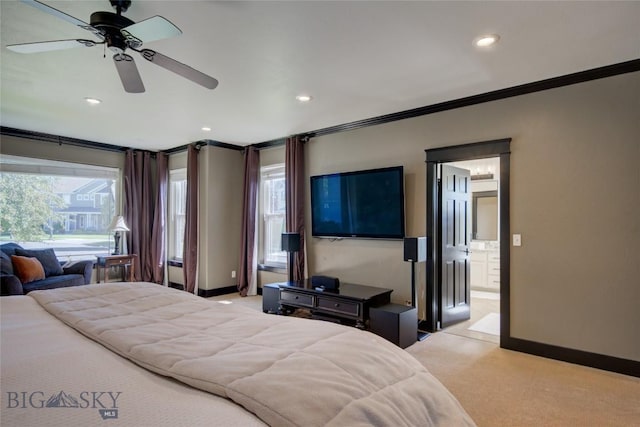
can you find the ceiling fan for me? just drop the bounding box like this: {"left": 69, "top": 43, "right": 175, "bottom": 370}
{"left": 6, "top": 0, "right": 218, "bottom": 93}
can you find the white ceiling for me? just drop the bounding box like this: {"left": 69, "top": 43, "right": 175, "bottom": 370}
{"left": 1, "top": 1, "right": 639, "bottom": 151}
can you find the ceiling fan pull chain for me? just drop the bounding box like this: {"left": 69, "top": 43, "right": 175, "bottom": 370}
{"left": 103, "top": 43, "right": 106, "bottom": 59}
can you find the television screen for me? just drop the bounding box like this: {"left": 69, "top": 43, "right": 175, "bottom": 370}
{"left": 310, "top": 166, "right": 405, "bottom": 239}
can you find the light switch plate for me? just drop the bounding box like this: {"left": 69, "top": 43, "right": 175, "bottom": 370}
{"left": 513, "top": 234, "right": 522, "bottom": 246}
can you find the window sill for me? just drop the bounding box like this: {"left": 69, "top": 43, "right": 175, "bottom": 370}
{"left": 258, "top": 264, "right": 286, "bottom": 274}
{"left": 168, "top": 259, "right": 183, "bottom": 268}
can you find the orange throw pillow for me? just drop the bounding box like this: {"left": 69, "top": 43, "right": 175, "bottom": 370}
{"left": 11, "top": 255, "right": 46, "bottom": 284}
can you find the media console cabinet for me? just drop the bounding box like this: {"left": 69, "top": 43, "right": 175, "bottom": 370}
{"left": 263, "top": 280, "right": 393, "bottom": 329}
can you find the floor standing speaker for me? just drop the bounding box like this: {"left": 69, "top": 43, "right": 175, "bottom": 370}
{"left": 369, "top": 304, "right": 417, "bottom": 349}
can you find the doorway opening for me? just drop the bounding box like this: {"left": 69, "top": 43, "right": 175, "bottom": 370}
{"left": 442, "top": 158, "right": 501, "bottom": 344}
{"left": 423, "top": 138, "right": 511, "bottom": 347}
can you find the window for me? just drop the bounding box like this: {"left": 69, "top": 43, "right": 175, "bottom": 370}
{"left": 261, "top": 164, "right": 286, "bottom": 266}
{"left": 169, "top": 169, "right": 187, "bottom": 261}
{"left": 0, "top": 155, "right": 119, "bottom": 261}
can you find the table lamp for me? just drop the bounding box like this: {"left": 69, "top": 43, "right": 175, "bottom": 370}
{"left": 108, "top": 216, "right": 129, "bottom": 255}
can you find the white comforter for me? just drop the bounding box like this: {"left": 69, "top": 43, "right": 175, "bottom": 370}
{"left": 29, "top": 282, "right": 475, "bottom": 427}
{"left": 1, "top": 294, "right": 266, "bottom": 426}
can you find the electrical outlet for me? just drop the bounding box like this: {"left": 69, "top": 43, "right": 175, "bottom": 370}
{"left": 513, "top": 234, "right": 522, "bottom": 247}
{"left": 231, "top": 270, "right": 236, "bottom": 278}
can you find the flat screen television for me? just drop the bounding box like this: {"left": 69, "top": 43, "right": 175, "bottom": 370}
{"left": 310, "top": 166, "right": 405, "bottom": 239}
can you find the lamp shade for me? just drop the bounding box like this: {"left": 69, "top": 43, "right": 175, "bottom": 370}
{"left": 108, "top": 216, "right": 130, "bottom": 232}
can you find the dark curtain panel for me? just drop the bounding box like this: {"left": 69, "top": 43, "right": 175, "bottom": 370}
{"left": 124, "top": 150, "right": 154, "bottom": 281}
{"left": 151, "top": 152, "right": 168, "bottom": 284}
{"left": 285, "top": 136, "right": 305, "bottom": 281}
{"left": 183, "top": 144, "right": 199, "bottom": 294}
{"left": 238, "top": 147, "right": 260, "bottom": 296}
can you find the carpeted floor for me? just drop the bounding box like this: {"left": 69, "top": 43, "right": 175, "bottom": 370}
{"left": 209, "top": 292, "right": 640, "bottom": 426}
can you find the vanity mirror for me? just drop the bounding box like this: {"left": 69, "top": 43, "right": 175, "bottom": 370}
{"left": 472, "top": 190, "right": 498, "bottom": 240}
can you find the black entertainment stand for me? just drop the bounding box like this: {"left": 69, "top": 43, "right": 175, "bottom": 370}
{"left": 263, "top": 280, "right": 392, "bottom": 329}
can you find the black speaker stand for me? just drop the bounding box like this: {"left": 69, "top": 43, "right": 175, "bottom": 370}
{"left": 410, "top": 260, "right": 430, "bottom": 341}
{"left": 287, "top": 250, "right": 297, "bottom": 283}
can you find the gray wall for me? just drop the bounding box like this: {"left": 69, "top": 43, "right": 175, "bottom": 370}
{"left": 167, "top": 145, "right": 245, "bottom": 291}
{"left": 197, "top": 145, "right": 244, "bottom": 291}
{"left": 0, "top": 135, "right": 125, "bottom": 170}
{"left": 304, "top": 71, "right": 639, "bottom": 362}
{"left": 3, "top": 71, "right": 638, "bottom": 362}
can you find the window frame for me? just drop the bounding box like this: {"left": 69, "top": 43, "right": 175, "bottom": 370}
{"left": 168, "top": 168, "right": 187, "bottom": 262}
{"left": 260, "top": 164, "right": 287, "bottom": 268}
{"left": 0, "top": 154, "right": 120, "bottom": 261}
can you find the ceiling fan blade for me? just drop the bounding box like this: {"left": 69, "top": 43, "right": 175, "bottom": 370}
{"left": 6, "top": 39, "right": 98, "bottom": 54}
{"left": 113, "top": 53, "right": 145, "bottom": 93}
{"left": 19, "top": 0, "right": 94, "bottom": 32}
{"left": 121, "top": 16, "right": 182, "bottom": 46}
{"left": 138, "top": 49, "right": 218, "bottom": 90}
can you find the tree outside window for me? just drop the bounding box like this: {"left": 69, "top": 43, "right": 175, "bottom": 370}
{"left": 0, "top": 155, "right": 118, "bottom": 260}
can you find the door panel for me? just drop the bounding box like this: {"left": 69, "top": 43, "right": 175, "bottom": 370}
{"left": 439, "top": 164, "right": 471, "bottom": 328}
{"left": 444, "top": 261, "right": 454, "bottom": 308}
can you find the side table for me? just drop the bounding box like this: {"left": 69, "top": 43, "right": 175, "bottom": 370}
{"left": 96, "top": 254, "right": 137, "bottom": 283}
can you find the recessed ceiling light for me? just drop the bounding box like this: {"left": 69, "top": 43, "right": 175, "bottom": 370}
{"left": 474, "top": 34, "right": 500, "bottom": 48}
{"left": 202, "top": 127, "right": 211, "bottom": 131}
{"left": 296, "top": 94, "right": 312, "bottom": 102}
{"left": 84, "top": 97, "right": 101, "bottom": 105}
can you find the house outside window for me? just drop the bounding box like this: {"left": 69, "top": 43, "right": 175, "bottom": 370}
{"left": 261, "top": 164, "right": 286, "bottom": 266}
{"left": 169, "top": 169, "right": 187, "bottom": 261}
{"left": 0, "top": 155, "right": 119, "bottom": 261}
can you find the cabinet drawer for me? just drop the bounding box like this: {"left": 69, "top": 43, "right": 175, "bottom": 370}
{"left": 488, "top": 262, "right": 501, "bottom": 274}
{"left": 488, "top": 253, "right": 500, "bottom": 262}
{"left": 316, "top": 297, "right": 360, "bottom": 317}
{"left": 280, "top": 291, "right": 314, "bottom": 308}
{"left": 488, "top": 276, "right": 501, "bottom": 287}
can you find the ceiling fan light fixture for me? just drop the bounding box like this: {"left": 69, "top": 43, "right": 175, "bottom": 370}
{"left": 296, "top": 94, "right": 312, "bottom": 103}
{"left": 475, "top": 34, "right": 500, "bottom": 48}
{"left": 85, "top": 97, "right": 102, "bottom": 105}
{"left": 10, "top": 0, "right": 218, "bottom": 94}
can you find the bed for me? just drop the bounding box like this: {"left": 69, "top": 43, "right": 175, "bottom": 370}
{"left": 1, "top": 282, "right": 475, "bottom": 426}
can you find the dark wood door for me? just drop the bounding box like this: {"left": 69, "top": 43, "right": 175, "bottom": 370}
{"left": 439, "top": 164, "right": 471, "bottom": 328}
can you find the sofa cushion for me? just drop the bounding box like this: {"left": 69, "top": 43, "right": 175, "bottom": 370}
{"left": 1, "top": 274, "right": 23, "bottom": 296}
{"left": 0, "top": 243, "right": 23, "bottom": 257}
{"left": 0, "top": 251, "right": 13, "bottom": 275}
{"left": 21, "top": 274, "right": 85, "bottom": 294}
{"left": 15, "top": 248, "right": 63, "bottom": 277}
{"left": 11, "top": 255, "right": 46, "bottom": 284}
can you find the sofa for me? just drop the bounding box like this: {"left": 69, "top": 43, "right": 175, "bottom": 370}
{"left": 1, "top": 243, "right": 93, "bottom": 296}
